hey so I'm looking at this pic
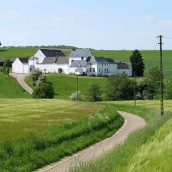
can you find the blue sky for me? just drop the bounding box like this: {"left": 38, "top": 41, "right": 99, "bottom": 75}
{"left": 0, "top": 0, "right": 172, "bottom": 49}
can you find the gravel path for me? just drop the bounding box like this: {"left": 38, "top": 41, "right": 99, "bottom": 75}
{"left": 11, "top": 73, "right": 33, "bottom": 94}
{"left": 37, "top": 111, "right": 146, "bottom": 172}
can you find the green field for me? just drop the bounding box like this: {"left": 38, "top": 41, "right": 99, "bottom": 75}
{"left": 0, "top": 72, "right": 30, "bottom": 98}
{"left": 26, "top": 74, "right": 108, "bottom": 99}
{"left": 0, "top": 47, "right": 70, "bottom": 58}
{"left": 0, "top": 100, "right": 123, "bottom": 171}
{"left": 0, "top": 99, "right": 101, "bottom": 142}
{"left": 92, "top": 50, "right": 172, "bottom": 76}
{"left": 73, "top": 100, "right": 172, "bottom": 172}
{"left": 0, "top": 48, "right": 172, "bottom": 76}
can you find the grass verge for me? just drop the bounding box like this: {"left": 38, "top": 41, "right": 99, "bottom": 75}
{"left": 0, "top": 72, "right": 30, "bottom": 98}
{"left": 72, "top": 101, "right": 172, "bottom": 172}
{"left": 0, "top": 104, "right": 124, "bottom": 171}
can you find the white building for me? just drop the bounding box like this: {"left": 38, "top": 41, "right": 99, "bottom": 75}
{"left": 12, "top": 48, "right": 132, "bottom": 76}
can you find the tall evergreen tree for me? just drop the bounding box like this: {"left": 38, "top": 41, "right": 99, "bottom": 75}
{"left": 130, "top": 49, "right": 145, "bottom": 76}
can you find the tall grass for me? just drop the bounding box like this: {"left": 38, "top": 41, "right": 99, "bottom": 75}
{"left": 0, "top": 104, "right": 124, "bottom": 171}
{"left": 72, "top": 102, "right": 172, "bottom": 172}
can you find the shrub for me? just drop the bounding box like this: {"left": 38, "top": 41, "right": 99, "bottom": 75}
{"left": 70, "top": 91, "right": 81, "bottom": 101}
{"left": 58, "top": 68, "right": 63, "bottom": 74}
{"left": 88, "top": 84, "right": 101, "bottom": 101}
{"left": 165, "top": 79, "right": 172, "bottom": 99}
{"left": 4, "top": 59, "right": 12, "bottom": 68}
{"left": 37, "top": 75, "right": 47, "bottom": 86}
{"left": 30, "top": 68, "right": 42, "bottom": 85}
{"left": 106, "top": 75, "right": 134, "bottom": 100}
{"left": 33, "top": 83, "right": 54, "bottom": 98}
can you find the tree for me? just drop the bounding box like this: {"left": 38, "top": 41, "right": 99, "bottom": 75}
{"left": 137, "top": 67, "right": 161, "bottom": 100}
{"left": 30, "top": 68, "right": 42, "bottom": 85}
{"left": 4, "top": 59, "right": 12, "bottom": 68}
{"left": 130, "top": 50, "right": 145, "bottom": 76}
{"left": 165, "top": 79, "right": 172, "bottom": 99}
{"left": 33, "top": 82, "right": 54, "bottom": 98}
{"left": 106, "top": 75, "right": 134, "bottom": 100}
{"left": 88, "top": 84, "right": 101, "bottom": 101}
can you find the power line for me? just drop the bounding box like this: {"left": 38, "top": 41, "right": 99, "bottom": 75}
{"left": 154, "top": 37, "right": 159, "bottom": 50}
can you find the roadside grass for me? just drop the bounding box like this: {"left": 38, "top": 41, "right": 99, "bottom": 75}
{"left": 0, "top": 72, "right": 30, "bottom": 98}
{"left": 0, "top": 99, "right": 101, "bottom": 142}
{"left": 0, "top": 103, "right": 124, "bottom": 171}
{"left": 72, "top": 100, "right": 172, "bottom": 172}
{"left": 25, "top": 74, "right": 108, "bottom": 99}
{"left": 128, "top": 118, "right": 172, "bottom": 172}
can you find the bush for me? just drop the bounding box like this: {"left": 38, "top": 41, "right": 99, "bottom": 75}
{"left": 70, "top": 91, "right": 81, "bottom": 101}
{"left": 165, "top": 79, "right": 172, "bottom": 99}
{"left": 58, "top": 68, "right": 63, "bottom": 74}
{"left": 88, "top": 84, "right": 102, "bottom": 101}
{"left": 33, "top": 83, "right": 54, "bottom": 98}
{"left": 30, "top": 68, "right": 42, "bottom": 85}
{"left": 4, "top": 59, "right": 12, "bottom": 68}
{"left": 37, "top": 75, "right": 47, "bottom": 86}
{"left": 106, "top": 75, "right": 134, "bottom": 100}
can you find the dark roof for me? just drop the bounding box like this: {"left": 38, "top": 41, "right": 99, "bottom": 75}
{"left": 94, "top": 57, "right": 107, "bottom": 62}
{"left": 69, "top": 48, "right": 92, "bottom": 58}
{"left": 40, "top": 49, "right": 65, "bottom": 57}
{"left": 106, "top": 58, "right": 116, "bottom": 64}
{"left": 70, "top": 60, "right": 87, "bottom": 67}
{"left": 117, "top": 63, "right": 129, "bottom": 69}
{"left": 42, "top": 57, "right": 58, "bottom": 64}
{"left": 56, "top": 56, "right": 69, "bottom": 64}
{"left": 19, "top": 58, "right": 29, "bottom": 64}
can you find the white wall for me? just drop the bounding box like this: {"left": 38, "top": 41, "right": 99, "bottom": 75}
{"left": 12, "top": 58, "right": 29, "bottom": 74}
{"left": 34, "top": 50, "right": 45, "bottom": 63}
{"left": 36, "top": 64, "right": 69, "bottom": 74}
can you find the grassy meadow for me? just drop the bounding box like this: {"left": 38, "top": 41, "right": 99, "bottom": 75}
{"left": 72, "top": 100, "right": 172, "bottom": 172}
{"left": 0, "top": 72, "right": 30, "bottom": 98}
{"left": 0, "top": 47, "right": 172, "bottom": 76}
{"left": 0, "top": 101, "right": 124, "bottom": 171}
{"left": 92, "top": 50, "right": 172, "bottom": 76}
{"left": 26, "top": 74, "right": 108, "bottom": 99}
{"left": 0, "top": 47, "right": 70, "bottom": 58}
{"left": 0, "top": 99, "right": 101, "bottom": 142}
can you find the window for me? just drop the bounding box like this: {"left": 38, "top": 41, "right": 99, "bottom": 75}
{"left": 102, "top": 63, "right": 103, "bottom": 66}
{"left": 93, "top": 68, "right": 95, "bottom": 72}
{"left": 107, "top": 68, "right": 108, "bottom": 73}
{"left": 90, "top": 68, "right": 92, "bottom": 72}
{"left": 104, "top": 68, "right": 106, "bottom": 73}
{"left": 99, "top": 68, "right": 100, "bottom": 72}
{"left": 81, "top": 57, "right": 84, "bottom": 60}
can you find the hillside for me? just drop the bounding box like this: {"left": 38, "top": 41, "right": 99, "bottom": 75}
{"left": 0, "top": 47, "right": 172, "bottom": 76}
{"left": 0, "top": 72, "right": 30, "bottom": 98}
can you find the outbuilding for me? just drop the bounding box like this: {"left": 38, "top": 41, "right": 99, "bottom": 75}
{"left": 12, "top": 58, "right": 29, "bottom": 73}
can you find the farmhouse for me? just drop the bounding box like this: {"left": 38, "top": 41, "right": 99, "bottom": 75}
{"left": 12, "top": 48, "right": 132, "bottom": 76}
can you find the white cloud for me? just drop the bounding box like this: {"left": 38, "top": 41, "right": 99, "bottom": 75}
{"left": 52, "top": 16, "right": 64, "bottom": 22}
{"left": 144, "top": 15, "right": 155, "bottom": 22}
{"left": 157, "top": 20, "right": 172, "bottom": 29}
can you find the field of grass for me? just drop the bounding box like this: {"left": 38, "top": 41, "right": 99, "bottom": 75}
{"left": 0, "top": 99, "right": 124, "bottom": 171}
{"left": 72, "top": 100, "right": 172, "bottom": 172}
{"left": 0, "top": 99, "right": 101, "bottom": 142}
{"left": 26, "top": 74, "right": 108, "bottom": 99}
{"left": 0, "top": 72, "right": 30, "bottom": 98}
{"left": 92, "top": 50, "right": 172, "bottom": 76}
{"left": 0, "top": 48, "right": 172, "bottom": 76}
{"left": 0, "top": 47, "right": 70, "bottom": 58}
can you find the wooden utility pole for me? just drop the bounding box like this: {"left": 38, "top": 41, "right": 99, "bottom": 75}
{"left": 158, "top": 35, "right": 164, "bottom": 115}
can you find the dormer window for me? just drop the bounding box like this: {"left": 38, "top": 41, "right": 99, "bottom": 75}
{"left": 81, "top": 57, "right": 84, "bottom": 60}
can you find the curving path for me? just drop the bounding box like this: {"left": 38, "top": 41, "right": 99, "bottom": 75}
{"left": 11, "top": 73, "right": 33, "bottom": 94}
{"left": 37, "top": 111, "right": 146, "bottom": 172}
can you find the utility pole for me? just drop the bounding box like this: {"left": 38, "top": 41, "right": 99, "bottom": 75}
{"left": 134, "top": 71, "right": 136, "bottom": 107}
{"left": 158, "top": 35, "right": 164, "bottom": 115}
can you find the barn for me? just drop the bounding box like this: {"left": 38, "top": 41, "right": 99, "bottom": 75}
{"left": 12, "top": 58, "right": 29, "bottom": 74}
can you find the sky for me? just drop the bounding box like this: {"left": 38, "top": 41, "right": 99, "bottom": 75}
{"left": 0, "top": 0, "right": 172, "bottom": 50}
